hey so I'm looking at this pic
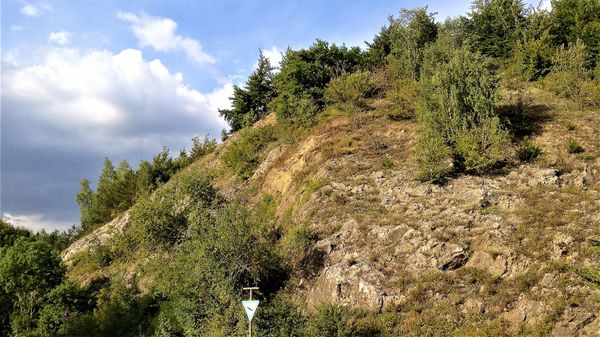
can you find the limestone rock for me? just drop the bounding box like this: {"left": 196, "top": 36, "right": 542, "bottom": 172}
{"left": 552, "top": 308, "right": 597, "bottom": 337}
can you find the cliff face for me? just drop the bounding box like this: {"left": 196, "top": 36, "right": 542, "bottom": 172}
{"left": 64, "top": 89, "right": 600, "bottom": 335}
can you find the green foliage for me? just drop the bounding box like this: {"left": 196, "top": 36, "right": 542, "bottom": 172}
{"left": 514, "top": 31, "right": 554, "bottom": 80}
{"left": 130, "top": 169, "right": 215, "bottom": 248}
{"left": 153, "top": 202, "right": 282, "bottom": 336}
{"left": 454, "top": 117, "right": 510, "bottom": 171}
{"left": 36, "top": 280, "right": 95, "bottom": 336}
{"left": 550, "top": 0, "right": 600, "bottom": 63}
{"left": 324, "top": 71, "right": 379, "bottom": 111}
{"left": 190, "top": 135, "right": 217, "bottom": 161}
{"left": 466, "top": 0, "right": 526, "bottom": 59}
{"left": 417, "top": 45, "right": 509, "bottom": 179}
{"left": 222, "top": 125, "right": 278, "bottom": 179}
{"left": 576, "top": 267, "right": 600, "bottom": 286}
{"left": 383, "top": 77, "right": 419, "bottom": 120}
{"left": 77, "top": 158, "right": 138, "bottom": 232}
{"left": 254, "top": 298, "right": 305, "bottom": 337}
{"left": 304, "top": 304, "right": 381, "bottom": 337}
{"left": 517, "top": 136, "right": 542, "bottom": 162}
{"left": 415, "top": 128, "right": 453, "bottom": 183}
{"left": 544, "top": 40, "right": 590, "bottom": 99}
{"left": 62, "top": 279, "right": 155, "bottom": 337}
{"left": 0, "top": 238, "right": 65, "bottom": 336}
{"left": 220, "top": 52, "right": 277, "bottom": 133}
{"left": 387, "top": 8, "right": 439, "bottom": 80}
{"left": 272, "top": 40, "right": 364, "bottom": 126}
{"left": 0, "top": 220, "right": 31, "bottom": 247}
{"left": 564, "top": 137, "right": 584, "bottom": 154}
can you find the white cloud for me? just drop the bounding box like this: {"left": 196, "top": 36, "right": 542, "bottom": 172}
{"left": 117, "top": 11, "right": 215, "bottom": 65}
{"left": 2, "top": 47, "right": 228, "bottom": 152}
{"left": 2, "top": 212, "right": 70, "bottom": 232}
{"left": 262, "top": 46, "right": 284, "bottom": 69}
{"left": 206, "top": 82, "right": 234, "bottom": 112}
{"left": 20, "top": 3, "right": 51, "bottom": 17}
{"left": 48, "top": 31, "right": 71, "bottom": 45}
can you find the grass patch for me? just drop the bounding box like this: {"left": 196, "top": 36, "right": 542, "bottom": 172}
{"left": 222, "top": 124, "right": 279, "bottom": 179}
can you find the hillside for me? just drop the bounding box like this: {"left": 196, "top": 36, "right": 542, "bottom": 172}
{"left": 3, "top": 1, "right": 600, "bottom": 336}
{"left": 62, "top": 84, "right": 600, "bottom": 336}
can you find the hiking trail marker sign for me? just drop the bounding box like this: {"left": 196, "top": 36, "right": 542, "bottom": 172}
{"left": 242, "top": 300, "right": 259, "bottom": 321}
{"left": 242, "top": 287, "right": 259, "bottom": 337}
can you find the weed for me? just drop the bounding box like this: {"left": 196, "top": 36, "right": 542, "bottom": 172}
{"left": 564, "top": 137, "right": 584, "bottom": 154}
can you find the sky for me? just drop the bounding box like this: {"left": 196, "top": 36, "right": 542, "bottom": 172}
{"left": 0, "top": 0, "right": 550, "bottom": 232}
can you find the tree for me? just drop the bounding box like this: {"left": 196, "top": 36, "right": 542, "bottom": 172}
{"left": 0, "top": 220, "right": 31, "bottom": 247}
{"left": 94, "top": 158, "right": 118, "bottom": 223}
{"left": 114, "top": 160, "right": 137, "bottom": 214}
{"left": 417, "top": 45, "right": 509, "bottom": 177}
{"left": 466, "top": 0, "right": 527, "bottom": 59}
{"left": 0, "top": 238, "right": 65, "bottom": 335}
{"left": 219, "top": 51, "right": 277, "bottom": 133}
{"left": 550, "top": 0, "right": 600, "bottom": 66}
{"left": 76, "top": 179, "right": 98, "bottom": 232}
{"left": 271, "top": 40, "right": 364, "bottom": 125}
{"left": 36, "top": 280, "right": 95, "bottom": 336}
{"left": 387, "top": 7, "right": 439, "bottom": 80}
{"left": 190, "top": 135, "right": 217, "bottom": 161}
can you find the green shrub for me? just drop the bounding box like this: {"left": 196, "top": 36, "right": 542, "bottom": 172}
{"left": 544, "top": 40, "right": 590, "bottom": 99}
{"left": 517, "top": 136, "right": 542, "bottom": 162}
{"left": 304, "top": 304, "right": 382, "bottom": 337}
{"left": 454, "top": 117, "right": 510, "bottom": 172}
{"left": 383, "top": 78, "right": 418, "bottom": 120}
{"left": 271, "top": 91, "right": 321, "bottom": 127}
{"left": 416, "top": 46, "right": 509, "bottom": 179}
{"left": 222, "top": 125, "right": 278, "bottom": 180}
{"left": 564, "top": 121, "right": 577, "bottom": 131}
{"left": 324, "top": 71, "right": 379, "bottom": 111}
{"left": 272, "top": 40, "right": 364, "bottom": 126}
{"left": 130, "top": 195, "right": 186, "bottom": 248}
{"left": 415, "top": 129, "right": 453, "bottom": 183}
{"left": 36, "top": 280, "right": 95, "bottom": 336}
{"left": 514, "top": 32, "right": 553, "bottom": 80}
{"left": 254, "top": 298, "right": 305, "bottom": 337}
{"left": 306, "top": 304, "right": 353, "bottom": 337}
{"left": 564, "top": 137, "right": 584, "bottom": 154}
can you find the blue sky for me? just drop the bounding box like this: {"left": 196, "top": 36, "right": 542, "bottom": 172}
{"left": 1, "top": 0, "right": 548, "bottom": 231}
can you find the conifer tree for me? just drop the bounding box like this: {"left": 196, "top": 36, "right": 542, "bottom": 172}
{"left": 219, "top": 51, "right": 276, "bottom": 132}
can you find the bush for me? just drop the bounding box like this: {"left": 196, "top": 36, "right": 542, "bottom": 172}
{"left": 222, "top": 125, "right": 278, "bottom": 180}
{"left": 517, "top": 136, "right": 542, "bottom": 162}
{"left": 564, "top": 137, "right": 585, "bottom": 154}
{"left": 36, "top": 280, "right": 95, "bottom": 336}
{"left": 544, "top": 40, "right": 590, "bottom": 100}
{"left": 324, "top": 71, "right": 379, "bottom": 111}
{"left": 272, "top": 40, "right": 364, "bottom": 126}
{"left": 383, "top": 77, "right": 418, "bottom": 120}
{"left": 454, "top": 117, "right": 510, "bottom": 172}
{"left": 415, "top": 129, "right": 453, "bottom": 183}
{"left": 513, "top": 32, "right": 553, "bottom": 80}
{"left": 130, "top": 195, "right": 186, "bottom": 248}
{"left": 416, "top": 46, "right": 509, "bottom": 179}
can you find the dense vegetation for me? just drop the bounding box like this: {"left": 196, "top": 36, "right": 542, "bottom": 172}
{"left": 3, "top": 0, "right": 600, "bottom": 336}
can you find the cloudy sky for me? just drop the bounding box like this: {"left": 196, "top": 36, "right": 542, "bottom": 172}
{"left": 0, "top": 0, "right": 549, "bottom": 231}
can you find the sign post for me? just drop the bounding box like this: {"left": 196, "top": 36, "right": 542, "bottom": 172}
{"left": 242, "top": 287, "right": 259, "bottom": 337}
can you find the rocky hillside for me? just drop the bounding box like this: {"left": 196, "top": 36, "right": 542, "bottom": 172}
{"left": 63, "top": 86, "right": 600, "bottom": 336}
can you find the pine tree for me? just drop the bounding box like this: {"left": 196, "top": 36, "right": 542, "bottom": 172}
{"left": 219, "top": 51, "right": 276, "bottom": 132}
{"left": 75, "top": 179, "right": 96, "bottom": 231}
{"left": 467, "top": 0, "right": 526, "bottom": 59}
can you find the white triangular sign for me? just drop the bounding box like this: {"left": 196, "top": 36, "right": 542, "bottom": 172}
{"left": 241, "top": 300, "right": 259, "bottom": 321}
